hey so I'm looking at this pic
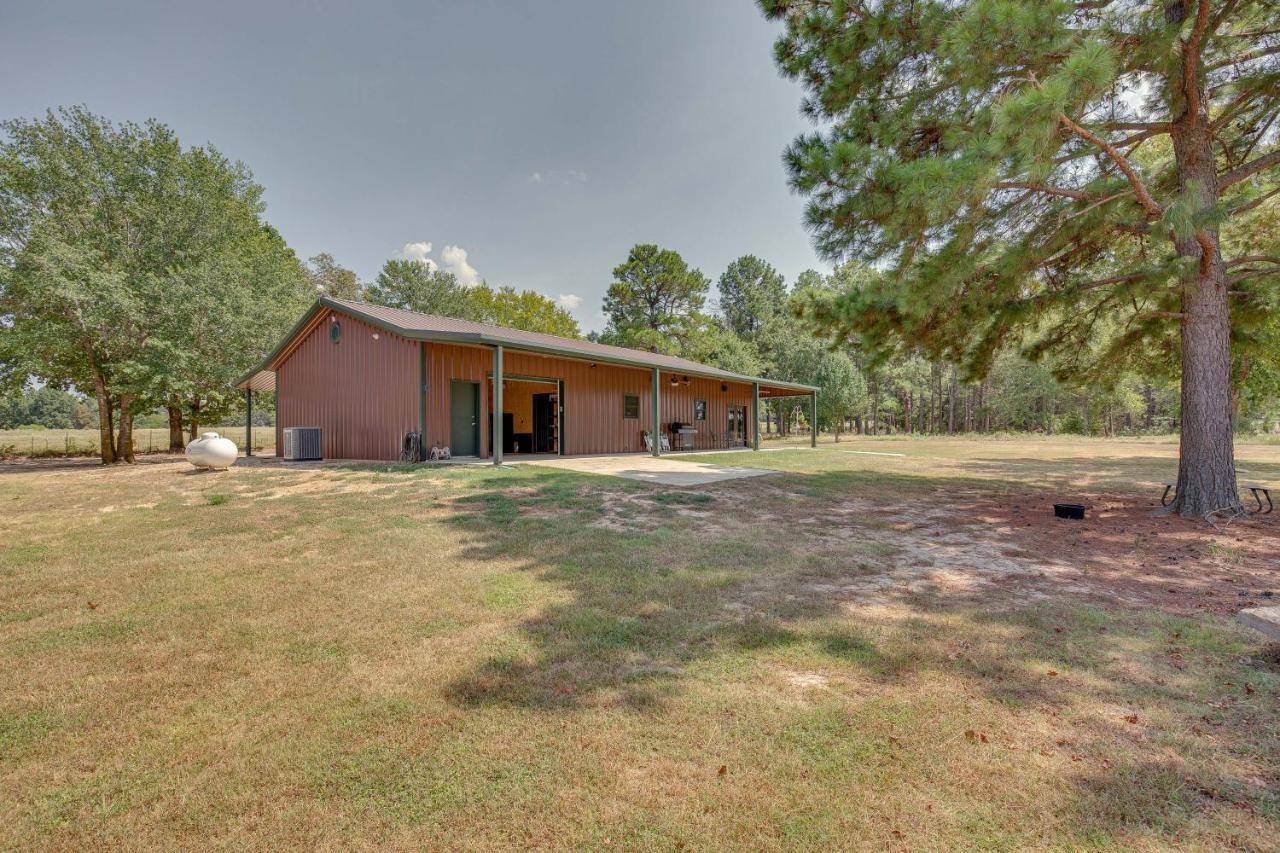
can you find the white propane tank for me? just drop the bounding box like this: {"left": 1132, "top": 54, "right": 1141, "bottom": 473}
{"left": 186, "top": 432, "right": 238, "bottom": 470}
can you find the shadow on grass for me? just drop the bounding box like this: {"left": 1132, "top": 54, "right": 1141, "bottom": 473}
{"left": 429, "top": 463, "right": 1279, "bottom": 838}
{"left": 436, "top": 465, "right": 1264, "bottom": 688}
{"left": 954, "top": 454, "right": 1280, "bottom": 494}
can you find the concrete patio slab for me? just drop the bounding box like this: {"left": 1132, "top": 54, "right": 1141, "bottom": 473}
{"left": 516, "top": 453, "right": 775, "bottom": 486}
{"left": 1239, "top": 606, "right": 1280, "bottom": 642}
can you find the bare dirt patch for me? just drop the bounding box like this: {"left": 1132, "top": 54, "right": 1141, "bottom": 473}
{"left": 693, "top": 480, "right": 1280, "bottom": 618}
{"left": 956, "top": 491, "right": 1280, "bottom": 616}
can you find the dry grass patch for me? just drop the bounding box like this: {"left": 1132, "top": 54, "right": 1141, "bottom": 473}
{"left": 1, "top": 439, "right": 1277, "bottom": 849}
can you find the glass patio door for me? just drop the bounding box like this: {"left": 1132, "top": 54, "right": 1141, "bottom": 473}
{"left": 727, "top": 405, "right": 747, "bottom": 447}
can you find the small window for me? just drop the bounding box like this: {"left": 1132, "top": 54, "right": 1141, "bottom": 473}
{"left": 694, "top": 400, "right": 707, "bottom": 421}
{"left": 623, "top": 394, "right": 640, "bottom": 420}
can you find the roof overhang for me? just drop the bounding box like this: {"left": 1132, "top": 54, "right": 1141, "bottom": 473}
{"left": 234, "top": 297, "right": 820, "bottom": 396}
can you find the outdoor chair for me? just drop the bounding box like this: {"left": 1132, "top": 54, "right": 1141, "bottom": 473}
{"left": 641, "top": 431, "right": 671, "bottom": 453}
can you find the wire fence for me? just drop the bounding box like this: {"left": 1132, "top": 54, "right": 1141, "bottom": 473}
{"left": 0, "top": 426, "right": 275, "bottom": 459}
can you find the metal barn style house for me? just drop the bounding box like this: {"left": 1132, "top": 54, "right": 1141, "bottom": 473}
{"left": 235, "top": 297, "right": 818, "bottom": 463}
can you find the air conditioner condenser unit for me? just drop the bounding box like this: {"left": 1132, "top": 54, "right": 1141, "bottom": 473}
{"left": 282, "top": 427, "right": 322, "bottom": 461}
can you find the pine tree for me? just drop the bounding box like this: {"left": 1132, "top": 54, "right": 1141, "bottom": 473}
{"left": 601, "top": 244, "right": 710, "bottom": 351}
{"left": 717, "top": 255, "right": 787, "bottom": 336}
{"left": 366, "top": 259, "right": 473, "bottom": 318}
{"left": 762, "top": 0, "right": 1280, "bottom": 516}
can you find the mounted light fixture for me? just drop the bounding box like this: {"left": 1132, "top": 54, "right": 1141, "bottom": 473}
{"left": 721, "top": 383, "right": 728, "bottom": 392}
{"left": 681, "top": 376, "right": 689, "bottom": 385}
{"left": 669, "top": 375, "right": 678, "bottom": 387}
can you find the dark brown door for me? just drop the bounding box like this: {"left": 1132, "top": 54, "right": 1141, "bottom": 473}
{"left": 532, "top": 393, "right": 556, "bottom": 453}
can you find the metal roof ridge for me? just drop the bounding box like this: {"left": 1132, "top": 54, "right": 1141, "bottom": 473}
{"left": 235, "top": 297, "right": 819, "bottom": 393}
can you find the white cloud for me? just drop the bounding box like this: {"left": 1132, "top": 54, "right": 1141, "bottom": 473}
{"left": 527, "top": 169, "right": 587, "bottom": 186}
{"left": 398, "top": 241, "right": 438, "bottom": 271}
{"left": 441, "top": 244, "right": 479, "bottom": 287}
{"left": 556, "top": 293, "right": 583, "bottom": 310}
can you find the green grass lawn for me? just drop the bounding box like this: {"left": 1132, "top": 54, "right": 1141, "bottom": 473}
{"left": 1, "top": 438, "right": 1277, "bottom": 849}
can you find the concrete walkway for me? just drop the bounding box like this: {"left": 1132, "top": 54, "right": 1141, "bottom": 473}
{"left": 516, "top": 453, "right": 775, "bottom": 487}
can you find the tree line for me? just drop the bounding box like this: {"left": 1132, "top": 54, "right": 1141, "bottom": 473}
{"left": 582, "top": 244, "right": 1255, "bottom": 439}
{"left": 3, "top": 97, "right": 1275, "bottom": 475}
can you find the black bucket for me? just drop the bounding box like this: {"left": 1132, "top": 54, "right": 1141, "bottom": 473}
{"left": 1054, "top": 503, "right": 1086, "bottom": 520}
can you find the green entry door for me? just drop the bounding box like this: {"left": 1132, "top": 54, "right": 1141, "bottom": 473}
{"left": 450, "top": 380, "right": 479, "bottom": 457}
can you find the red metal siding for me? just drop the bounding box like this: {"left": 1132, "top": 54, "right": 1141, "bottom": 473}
{"left": 275, "top": 311, "right": 418, "bottom": 460}
{"left": 422, "top": 343, "right": 754, "bottom": 456}
{"left": 423, "top": 342, "right": 491, "bottom": 458}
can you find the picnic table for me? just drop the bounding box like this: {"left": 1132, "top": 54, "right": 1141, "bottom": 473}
{"left": 1160, "top": 475, "right": 1272, "bottom": 514}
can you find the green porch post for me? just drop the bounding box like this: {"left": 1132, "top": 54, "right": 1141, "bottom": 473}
{"left": 651, "top": 367, "right": 661, "bottom": 457}
{"left": 751, "top": 383, "right": 759, "bottom": 451}
{"left": 493, "top": 345, "right": 504, "bottom": 465}
{"left": 811, "top": 391, "right": 818, "bottom": 448}
{"left": 245, "top": 388, "right": 253, "bottom": 457}
{"left": 418, "top": 344, "right": 427, "bottom": 457}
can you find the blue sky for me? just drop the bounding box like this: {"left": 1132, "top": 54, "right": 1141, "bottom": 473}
{"left": 1, "top": 0, "right": 826, "bottom": 332}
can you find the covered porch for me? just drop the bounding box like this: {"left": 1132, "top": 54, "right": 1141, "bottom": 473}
{"left": 486, "top": 342, "right": 818, "bottom": 464}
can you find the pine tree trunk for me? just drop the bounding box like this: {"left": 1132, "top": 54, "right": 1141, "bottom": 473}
{"left": 168, "top": 405, "right": 185, "bottom": 451}
{"left": 1168, "top": 117, "right": 1240, "bottom": 517}
{"left": 948, "top": 366, "right": 957, "bottom": 434}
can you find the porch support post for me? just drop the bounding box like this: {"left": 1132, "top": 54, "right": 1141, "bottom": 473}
{"left": 811, "top": 391, "right": 818, "bottom": 448}
{"left": 751, "top": 383, "right": 759, "bottom": 451}
{"left": 245, "top": 388, "right": 253, "bottom": 457}
{"left": 418, "top": 343, "right": 428, "bottom": 457}
{"left": 493, "top": 345, "right": 504, "bottom": 465}
{"left": 651, "top": 367, "right": 661, "bottom": 457}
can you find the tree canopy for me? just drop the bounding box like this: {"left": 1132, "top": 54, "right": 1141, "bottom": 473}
{"left": 305, "top": 253, "right": 362, "bottom": 301}
{"left": 718, "top": 254, "right": 787, "bottom": 337}
{"left": 602, "top": 244, "right": 709, "bottom": 350}
{"left": 366, "top": 258, "right": 472, "bottom": 317}
{"left": 762, "top": 0, "right": 1280, "bottom": 515}
{"left": 0, "top": 107, "right": 309, "bottom": 461}
{"left": 365, "top": 258, "right": 581, "bottom": 338}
